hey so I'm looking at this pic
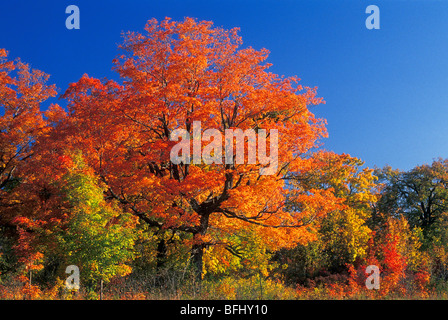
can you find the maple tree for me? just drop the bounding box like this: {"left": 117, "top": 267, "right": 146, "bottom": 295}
{"left": 45, "top": 17, "right": 333, "bottom": 280}
{"left": 0, "top": 49, "right": 57, "bottom": 281}
{"left": 0, "top": 49, "right": 56, "bottom": 217}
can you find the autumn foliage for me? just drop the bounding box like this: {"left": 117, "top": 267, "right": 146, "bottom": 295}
{"left": 0, "top": 18, "right": 445, "bottom": 299}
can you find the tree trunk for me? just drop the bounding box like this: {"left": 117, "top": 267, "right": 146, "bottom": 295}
{"left": 189, "top": 212, "right": 210, "bottom": 283}
{"left": 156, "top": 238, "right": 167, "bottom": 270}
{"left": 190, "top": 242, "right": 204, "bottom": 283}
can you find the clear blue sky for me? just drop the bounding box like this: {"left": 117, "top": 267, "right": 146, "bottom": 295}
{"left": 1, "top": 0, "right": 448, "bottom": 171}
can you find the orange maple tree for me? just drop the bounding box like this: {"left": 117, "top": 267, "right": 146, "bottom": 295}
{"left": 0, "top": 49, "right": 58, "bottom": 278}
{"left": 19, "top": 18, "right": 337, "bottom": 279}
{"left": 0, "top": 48, "right": 56, "bottom": 225}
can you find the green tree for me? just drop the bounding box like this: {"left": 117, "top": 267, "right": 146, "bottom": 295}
{"left": 375, "top": 159, "right": 448, "bottom": 234}
{"left": 55, "top": 153, "right": 136, "bottom": 292}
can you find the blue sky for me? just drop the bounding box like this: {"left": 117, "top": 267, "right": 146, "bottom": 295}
{"left": 1, "top": 0, "right": 448, "bottom": 171}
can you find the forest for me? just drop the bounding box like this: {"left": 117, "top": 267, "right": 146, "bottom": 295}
{"left": 1, "top": 17, "right": 447, "bottom": 300}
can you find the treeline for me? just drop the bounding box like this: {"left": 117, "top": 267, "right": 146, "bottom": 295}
{"left": 275, "top": 158, "right": 448, "bottom": 299}
{"left": 1, "top": 18, "right": 448, "bottom": 300}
